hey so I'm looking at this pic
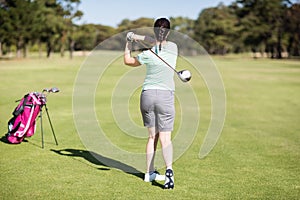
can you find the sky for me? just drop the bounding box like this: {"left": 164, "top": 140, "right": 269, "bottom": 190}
{"left": 76, "top": 0, "right": 236, "bottom": 27}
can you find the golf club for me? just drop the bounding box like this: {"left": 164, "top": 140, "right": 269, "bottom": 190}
{"left": 39, "top": 87, "right": 60, "bottom": 104}
{"left": 127, "top": 32, "right": 192, "bottom": 82}
{"left": 40, "top": 87, "right": 59, "bottom": 148}
{"left": 43, "top": 87, "right": 60, "bottom": 93}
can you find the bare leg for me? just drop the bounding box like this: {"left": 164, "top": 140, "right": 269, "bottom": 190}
{"left": 159, "top": 131, "right": 173, "bottom": 169}
{"left": 146, "top": 127, "right": 159, "bottom": 173}
{"left": 159, "top": 131, "right": 174, "bottom": 189}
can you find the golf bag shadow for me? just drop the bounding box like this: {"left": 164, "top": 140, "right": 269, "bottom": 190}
{"left": 6, "top": 92, "right": 45, "bottom": 144}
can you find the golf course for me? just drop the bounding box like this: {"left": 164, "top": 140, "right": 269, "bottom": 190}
{"left": 0, "top": 52, "right": 299, "bottom": 199}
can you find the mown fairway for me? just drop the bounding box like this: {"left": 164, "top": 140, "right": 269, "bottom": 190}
{"left": 0, "top": 53, "right": 299, "bottom": 199}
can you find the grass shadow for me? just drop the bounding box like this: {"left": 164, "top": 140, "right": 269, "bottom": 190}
{"left": 152, "top": 180, "right": 164, "bottom": 189}
{"left": 0, "top": 134, "right": 29, "bottom": 145}
{"left": 0, "top": 134, "right": 55, "bottom": 149}
{"left": 0, "top": 135, "right": 10, "bottom": 144}
{"left": 51, "top": 148, "right": 144, "bottom": 180}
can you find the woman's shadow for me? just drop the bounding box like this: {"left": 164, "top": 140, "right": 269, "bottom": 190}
{"left": 51, "top": 148, "right": 141, "bottom": 175}
{"left": 51, "top": 148, "right": 164, "bottom": 188}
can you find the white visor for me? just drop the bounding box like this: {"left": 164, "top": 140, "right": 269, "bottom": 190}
{"left": 154, "top": 16, "right": 170, "bottom": 23}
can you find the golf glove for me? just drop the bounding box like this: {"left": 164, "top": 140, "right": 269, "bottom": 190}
{"left": 126, "top": 32, "right": 135, "bottom": 42}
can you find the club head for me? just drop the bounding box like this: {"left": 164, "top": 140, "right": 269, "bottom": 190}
{"left": 177, "top": 70, "right": 192, "bottom": 82}
{"left": 50, "top": 87, "right": 60, "bottom": 93}
{"left": 43, "top": 87, "right": 60, "bottom": 93}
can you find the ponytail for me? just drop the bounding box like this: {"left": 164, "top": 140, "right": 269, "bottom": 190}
{"left": 158, "top": 27, "right": 166, "bottom": 51}
{"left": 154, "top": 18, "right": 170, "bottom": 51}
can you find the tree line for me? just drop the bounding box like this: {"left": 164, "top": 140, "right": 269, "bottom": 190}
{"left": 0, "top": 0, "right": 299, "bottom": 59}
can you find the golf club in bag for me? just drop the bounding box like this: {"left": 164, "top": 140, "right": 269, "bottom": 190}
{"left": 127, "top": 32, "right": 192, "bottom": 82}
{"left": 5, "top": 87, "right": 59, "bottom": 148}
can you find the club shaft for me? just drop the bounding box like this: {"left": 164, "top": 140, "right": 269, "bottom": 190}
{"left": 138, "top": 40, "right": 178, "bottom": 74}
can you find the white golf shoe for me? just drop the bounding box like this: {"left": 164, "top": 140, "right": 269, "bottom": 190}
{"left": 144, "top": 171, "right": 165, "bottom": 182}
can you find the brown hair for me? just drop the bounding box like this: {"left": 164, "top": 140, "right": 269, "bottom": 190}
{"left": 154, "top": 18, "right": 170, "bottom": 51}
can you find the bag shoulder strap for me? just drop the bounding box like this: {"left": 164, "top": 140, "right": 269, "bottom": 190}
{"left": 13, "top": 94, "right": 29, "bottom": 116}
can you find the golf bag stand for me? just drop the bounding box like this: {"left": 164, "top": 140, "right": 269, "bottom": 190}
{"left": 39, "top": 103, "right": 58, "bottom": 149}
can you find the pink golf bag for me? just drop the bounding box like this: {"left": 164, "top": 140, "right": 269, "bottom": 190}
{"left": 6, "top": 92, "right": 46, "bottom": 144}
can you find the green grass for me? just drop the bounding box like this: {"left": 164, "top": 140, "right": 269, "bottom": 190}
{"left": 0, "top": 54, "right": 299, "bottom": 199}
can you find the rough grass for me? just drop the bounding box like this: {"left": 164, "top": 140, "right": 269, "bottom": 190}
{"left": 0, "top": 54, "right": 299, "bottom": 199}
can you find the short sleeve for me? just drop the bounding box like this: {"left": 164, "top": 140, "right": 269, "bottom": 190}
{"left": 137, "top": 50, "right": 152, "bottom": 65}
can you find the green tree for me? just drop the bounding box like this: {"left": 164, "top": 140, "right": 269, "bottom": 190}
{"left": 57, "top": 0, "right": 83, "bottom": 58}
{"left": 0, "top": 1, "right": 10, "bottom": 56}
{"left": 194, "top": 3, "right": 239, "bottom": 54}
{"left": 117, "top": 17, "right": 153, "bottom": 32}
{"left": 0, "top": 0, "right": 40, "bottom": 58}
{"left": 170, "top": 17, "right": 195, "bottom": 37}
{"left": 234, "top": 0, "right": 293, "bottom": 58}
{"left": 285, "top": 3, "right": 300, "bottom": 57}
{"left": 73, "top": 24, "right": 97, "bottom": 52}
{"left": 39, "top": 0, "right": 65, "bottom": 58}
{"left": 34, "top": 0, "right": 82, "bottom": 58}
{"left": 95, "top": 24, "right": 116, "bottom": 45}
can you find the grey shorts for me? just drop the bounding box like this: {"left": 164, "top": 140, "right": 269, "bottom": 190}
{"left": 140, "top": 89, "right": 175, "bottom": 132}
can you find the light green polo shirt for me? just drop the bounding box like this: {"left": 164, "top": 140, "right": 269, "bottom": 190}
{"left": 137, "top": 41, "right": 178, "bottom": 91}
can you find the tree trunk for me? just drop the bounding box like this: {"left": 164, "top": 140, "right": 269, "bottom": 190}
{"left": 69, "top": 39, "right": 75, "bottom": 59}
{"left": 60, "top": 32, "right": 66, "bottom": 57}
{"left": 252, "top": 47, "right": 257, "bottom": 59}
{"left": 47, "top": 42, "right": 52, "bottom": 58}
{"left": 270, "top": 45, "right": 275, "bottom": 59}
{"left": 23, "top": 43, "right": 27, "bottom": 58}
{"left": 276, "top": 29, "right": 282, "bottom": 59}
{"left": 38, "top": 41, "right": 42, "bottom": 59}
{"left": 0, "top": 42, "right": 2, "bottom": 56}
{"left": 60, "top": 45, "right": 65, "bottom": 57}
{"left": 17, "top": 40, "right": 22, "bottom": 58}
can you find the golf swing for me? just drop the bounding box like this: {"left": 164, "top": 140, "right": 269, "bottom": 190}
{"left": 124, "top": 17, "right": 181, "bottom": 189}
{"left": 126, "top": 32, "right": 192, "bottom": 82}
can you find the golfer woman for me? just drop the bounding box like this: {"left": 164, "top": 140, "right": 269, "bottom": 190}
{"left": 124, "top": 17, "right": 177, "bottom": 189}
